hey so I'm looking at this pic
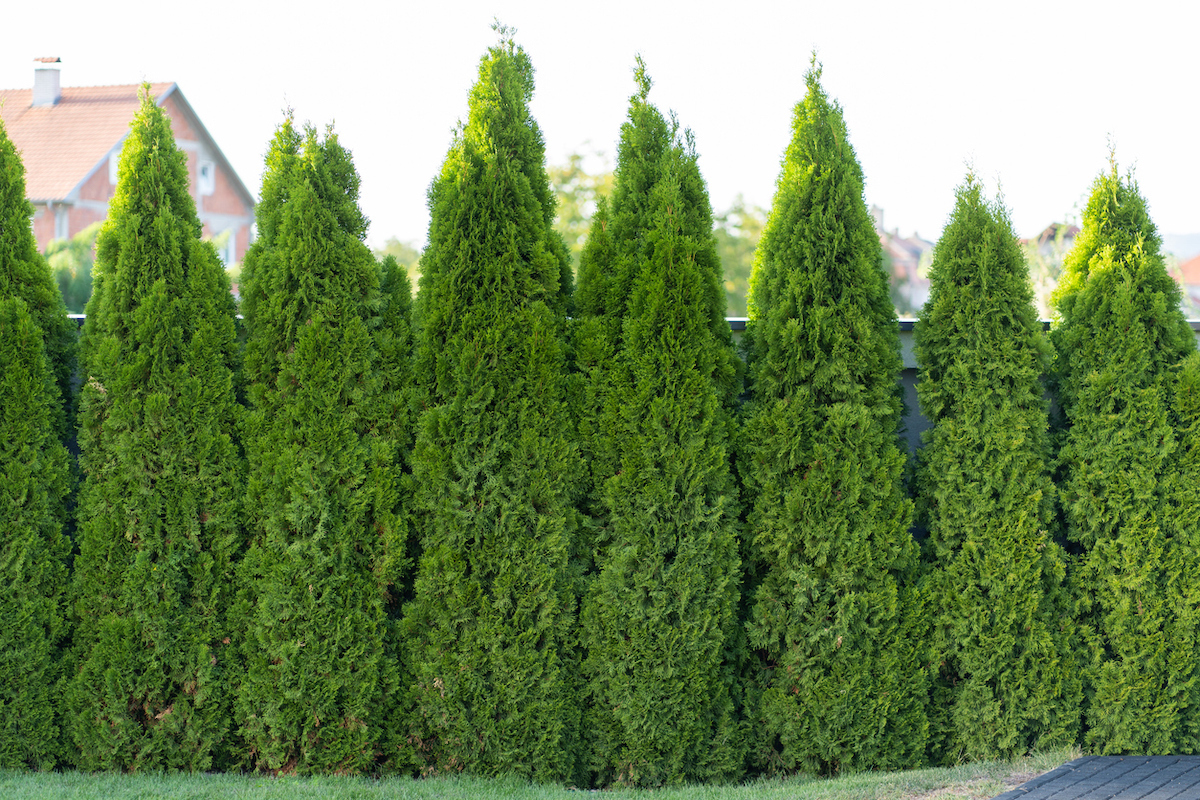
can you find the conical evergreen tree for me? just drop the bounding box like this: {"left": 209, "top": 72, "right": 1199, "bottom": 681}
{"left": 234, "top": 117, "right": 407, "bottom": 774}
{"left": 575, "top": 63, "right": 744, "bottom": 788}
{"left": 739, "top": 62, "right": 927, "bottom": 774}
{"left": 0, "top": 297, "right": 71, "bottom": 769}
{"left": 67, "top": 87, "right": 243, "bottom": 770}
{"left": 1051, "top": 159, "right": 1200, "bottom": 753}
{"left": 915, "top": 175, "right": 1080, "bottom": 762}
{"left": 0, "top": 117, "right": 77, "bottom": 445}
{"left": 402, "top": 27, "right": 582, "bottom": 781}
{"left": 1, "top": 126, "right": 74, "bottom": 769}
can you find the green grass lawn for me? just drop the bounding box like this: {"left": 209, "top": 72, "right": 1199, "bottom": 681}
{"left": 0, "top": 747, "right": 1078, "bottom": 800}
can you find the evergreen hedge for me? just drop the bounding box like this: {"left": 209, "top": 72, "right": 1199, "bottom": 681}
{"left": 234, "top": 117, "right": 406, "bottom": 774}
{"left": 402, "top": 27, "right": 583, "bottom": 782}
{"left": 1051, "top": 159, "right": 1200, "bottom": 753}
{"left": 739, "top": 62, "right": 927, "bottom": 774}
{"left": 8, "top": 58, "right": 1200, "bottom": 779}
{"left": 915, "top": 176, "right": 1079, "bottom": 762}
{"left": 67, "top": 87, "right": 244, "bottom": 770}
{"left": 0, "top": 297, "right": 72, "bottom": 769}
{"left": 575, "top": 62, "right": 744, "bottom": 788}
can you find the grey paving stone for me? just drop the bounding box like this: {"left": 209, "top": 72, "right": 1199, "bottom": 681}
{"left": 991, "top": 756, "right": 1200, "bottom": 800}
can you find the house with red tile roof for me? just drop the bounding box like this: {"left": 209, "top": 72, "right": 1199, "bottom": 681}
{"left": 0, "top": 58, "right": 254, "bottom": 264}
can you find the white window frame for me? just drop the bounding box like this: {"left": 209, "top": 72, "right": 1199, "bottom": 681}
{"left": 198, "top": 160, "right": 216, "bottom": 196}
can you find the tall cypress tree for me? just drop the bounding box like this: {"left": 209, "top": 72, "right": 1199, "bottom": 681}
{"left": 402, "top": 27, "right": 582, "bottom": 781}
{"left": 739, "top": 62, "right": 927, "bottom": 774}
{"left": 915, "top": 175, "right": 1079, "bottom": 762}
{"left": 67, "top": 87, "right": 243, "bottom": 770}
{"left": 0, "top": 118, "right": 77, "bottom": 445}
{"left": 1, "top": 126, "right": 73, "bottom": 770}
{"left": 575, "top": 63, "right": 743, "bottom": 788}
{"left": 234, "top": 117, "right": 406, "bottom": 774}
{"left": 0, "top": 297, "right": 71, "bottom": 769}
{"left": 1051, "top": 159, "right": 1200, "bottom": 753}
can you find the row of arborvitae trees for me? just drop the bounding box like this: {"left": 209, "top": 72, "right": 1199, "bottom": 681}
{"left": 5, "top": 28, "right": 1200, "bottom": 784}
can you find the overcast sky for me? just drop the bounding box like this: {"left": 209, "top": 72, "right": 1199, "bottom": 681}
{"left": 4, "top": 0, "right": 1196, "bottom": 252}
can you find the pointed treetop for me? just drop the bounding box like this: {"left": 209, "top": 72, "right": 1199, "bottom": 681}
{"left": 1, "top": 116, "right": 38, "bottom": 292}
{"left": 106, "top": 83, "right": 198, "bottom": 237}
{"left": 491, "top": 18, "right": 516, "bottom": 41}
{"left": 1087, "top": 156, "right": 1158, "bottom": 258}
{"left": 418, "top": 27, "right": 568, "bottom": 321}
{"left": 476, "top": 21, "right": 534, "bottom": 106}
{"left": 0, "top": 113, "right": 76, "bottom": 432}
{"left": 633, "top": 54, "right": 653, "bottom": 103}
{"left": 806, "top": 52, "right": 823, "bottom": 86}
{"left": 924, "top": 171, "right": 1035, "bottom": 325}
{"left": 253, "top": 111, "right": 302, "bottom": 245}
{"left": 1055, "top": 155, "right": 1165, "bottom": 301}
{"left": 748, "top": 61, "right": 875, "bottom": 322}
{"left": 302, "top": 122, "right": 368, "bottom": 242}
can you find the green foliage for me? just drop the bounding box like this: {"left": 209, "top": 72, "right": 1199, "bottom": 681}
{"left": 0, "top": 298, "right": 72, "bottom": 769}
{"left": 548, "top": 147, "right": 614, "bottom": 276}
{"left": 914, "top": 176, "right": 1080, "bottom": 762}
{"left": 402, "top": 27, "right": 582, "bottom": 782}
{"left": 234, "top": 116, "right": 408, "bottom": 775}
{"left": 0, "top": 117, "right": 77, "bottom": 444}
{"left": 713, "top": 195, "right": 766, "bottom": 317}
{"left": 45, "top": 222, "right": 100, "bottom": 315}
{"left": 373, "top": 237, "right": 422, "bottom": 295}
{"left": 739, "top": 62, "right": 927, "bottom": 775}
{"left": 67, "top": 87, "right": 243, "bottom": 770}
{"left": 575, "top": 60, "right": 744, "bottom": 787}
{"left": 1050, "top": 159, "right": 1200, "bottom": 754}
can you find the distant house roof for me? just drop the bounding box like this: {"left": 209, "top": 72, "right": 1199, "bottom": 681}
{"left": 0, "top": 80, "right": 252, "bottom": 210}
{"left": 0, "top": 82, "right": 173, "bottom": 201}
{"left": 1179, "top": 253, "right": 1200, "bottom": 285}
{"left": 1026, "top": 223, "right": 1081, "bottom": 248}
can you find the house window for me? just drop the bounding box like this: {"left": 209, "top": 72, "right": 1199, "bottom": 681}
{"left": 54, "top": 204, "right": 69, "bottom": 240}
{"left": 109, "top": 153, "right": 119, "bottom": 185}
{"left": 198, "top": 160, "right": 216, "bottom": 196}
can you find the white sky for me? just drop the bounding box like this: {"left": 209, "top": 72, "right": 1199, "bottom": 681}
{"left": 4, "top": 0, "right": 1197, "bottom": 251}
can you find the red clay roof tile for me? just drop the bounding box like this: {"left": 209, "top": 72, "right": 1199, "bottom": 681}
{"left": 0, "top": 82, "right": 175, "bottom": 201}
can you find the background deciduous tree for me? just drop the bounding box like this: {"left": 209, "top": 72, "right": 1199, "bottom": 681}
{"left": 713, "top": 194, "right": 766, "bottom": 318}
{"left": 548, "top": 146, "right": 614, "bottom": 277}
{"left": 44, "top": 222, "right": 100, "bottom": 315}
{"left": 372, "top": 236, "right": 422, "bottom": 295}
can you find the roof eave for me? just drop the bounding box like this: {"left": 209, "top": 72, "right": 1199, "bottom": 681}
{"left": 164, "top": 85, "right": 255, "bottom": 210}
{"left": 56, "top": 83, "right": 180, "bottom": 206}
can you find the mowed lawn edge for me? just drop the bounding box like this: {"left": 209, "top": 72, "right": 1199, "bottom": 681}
{"left": 0, "top": 746, "right": 1079, "bottom": 800}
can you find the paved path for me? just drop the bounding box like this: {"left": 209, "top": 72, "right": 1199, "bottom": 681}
{"left": 993, "top": 756, "right": 1200, "bottom": 799}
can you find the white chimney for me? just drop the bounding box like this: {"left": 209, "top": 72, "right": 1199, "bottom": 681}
{"left": 32, "top": 57, "right": 61, "bottom": 107}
